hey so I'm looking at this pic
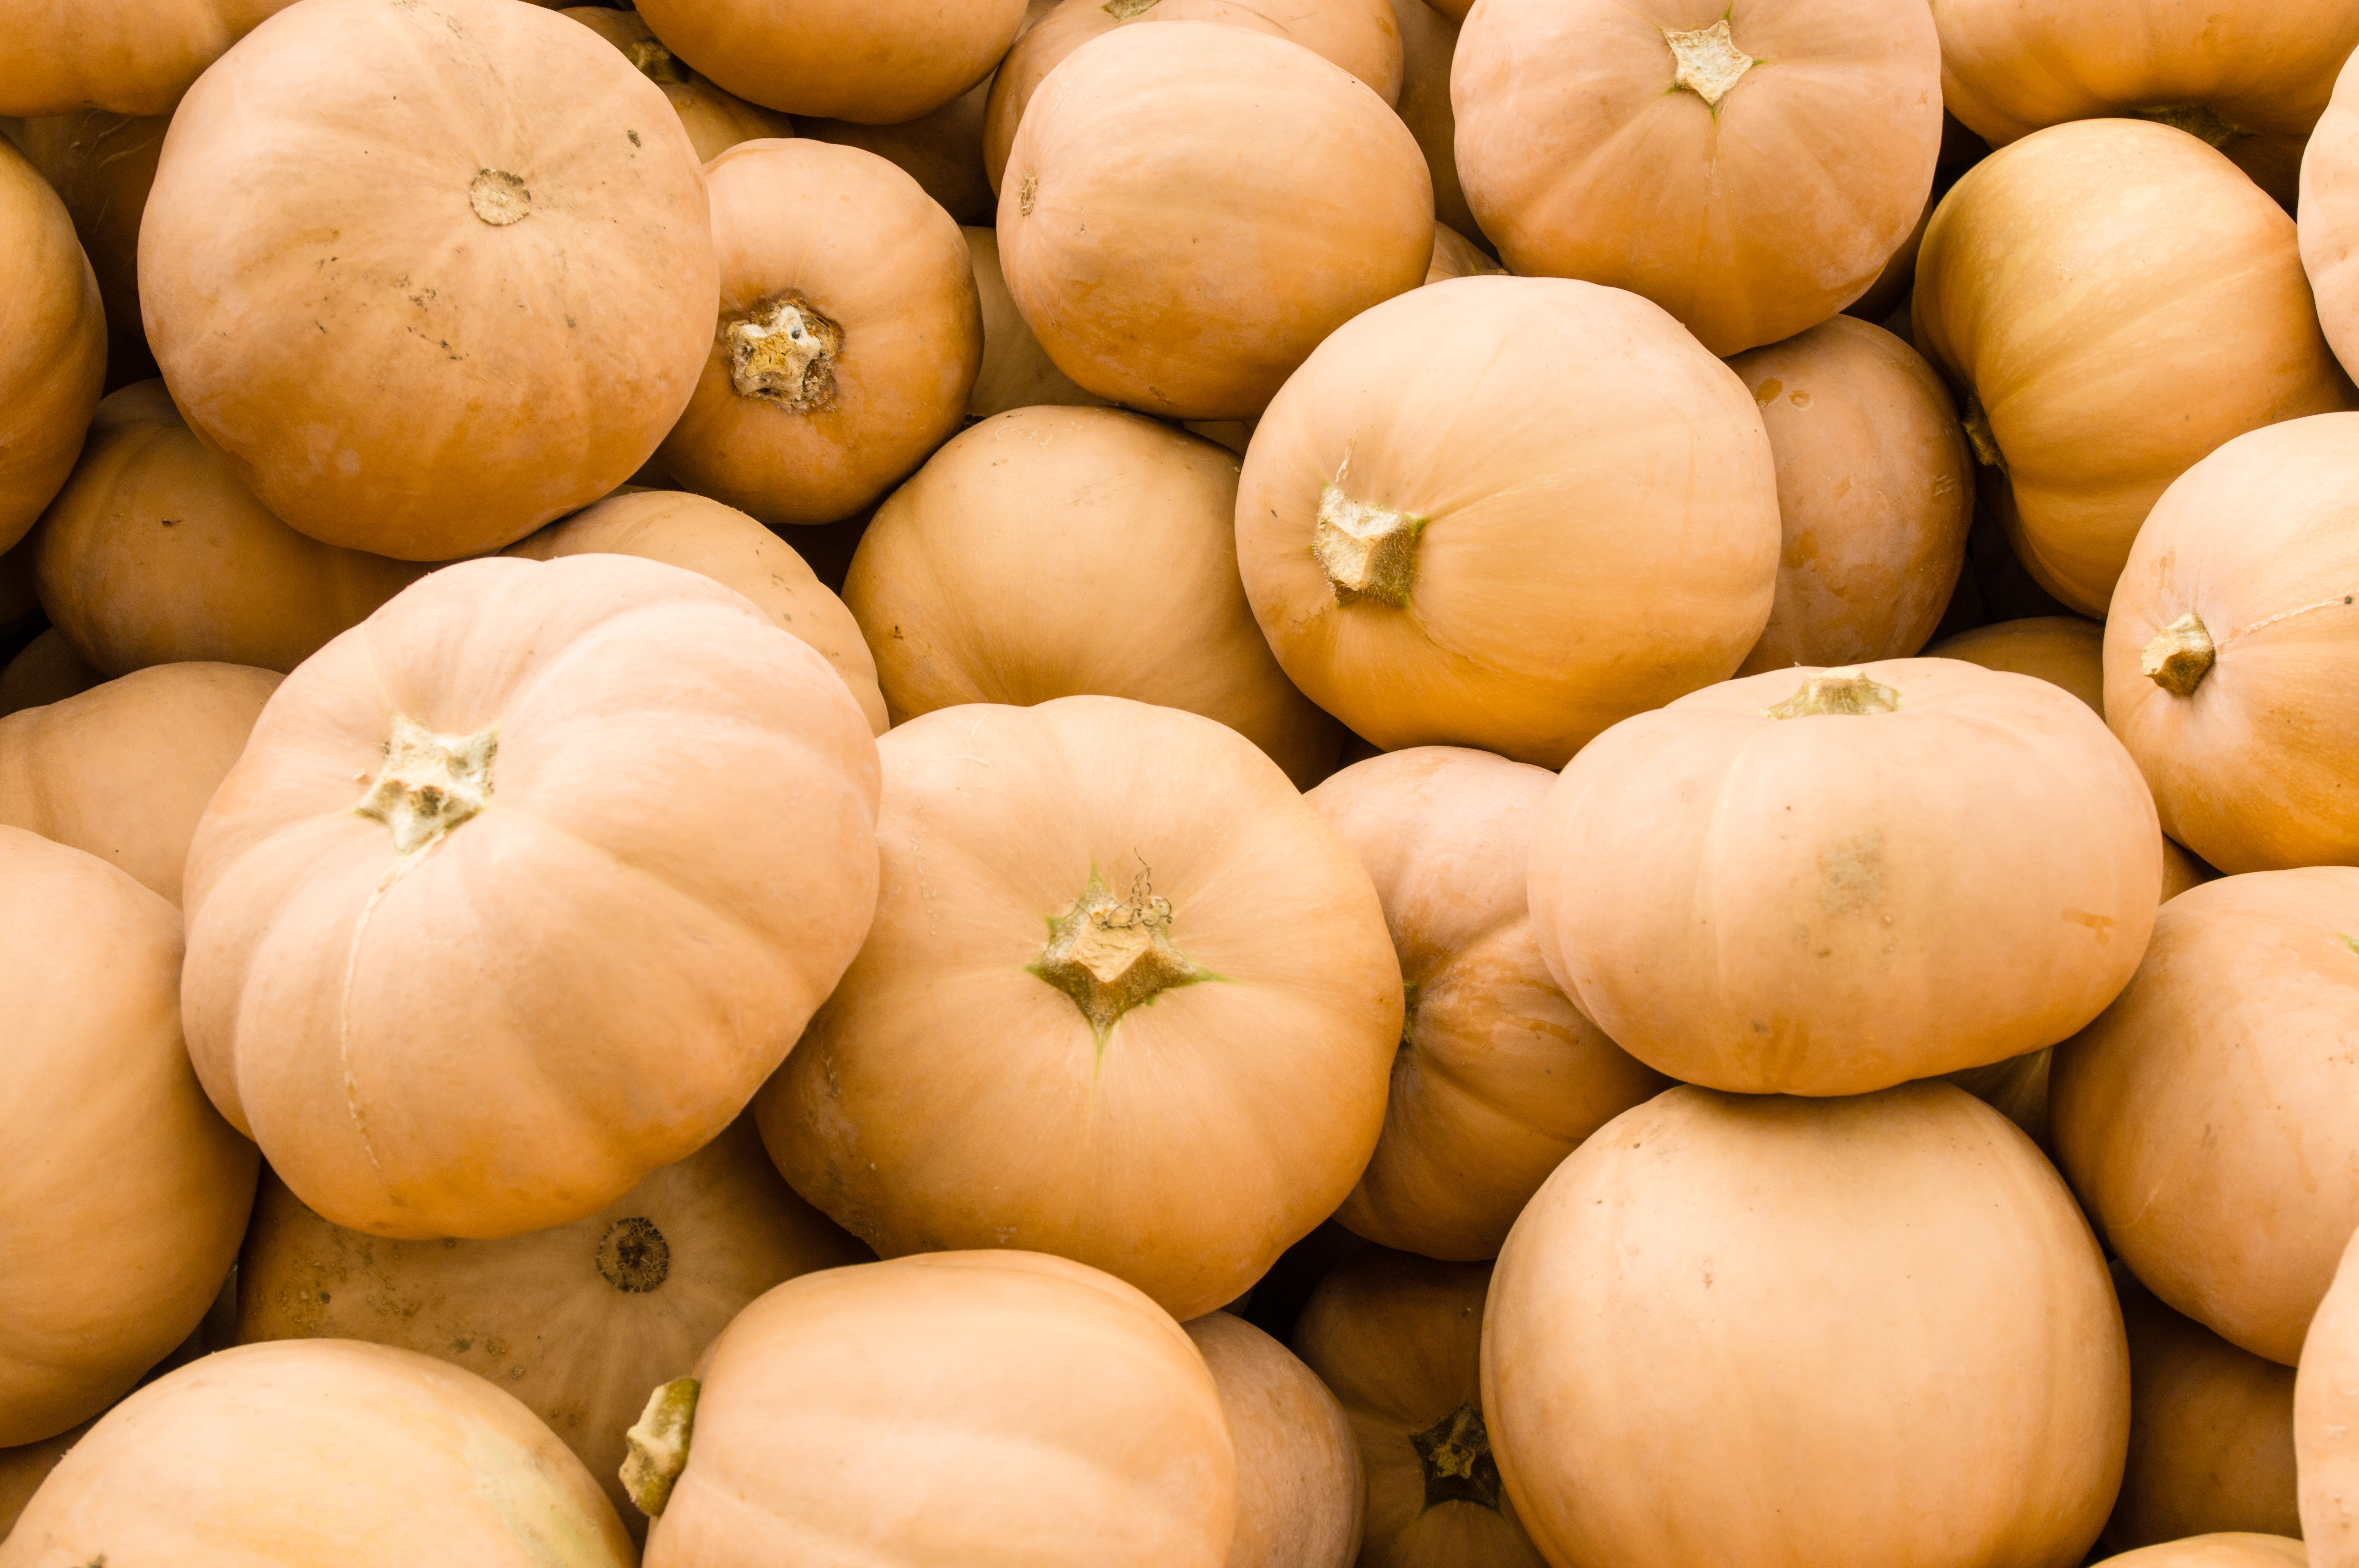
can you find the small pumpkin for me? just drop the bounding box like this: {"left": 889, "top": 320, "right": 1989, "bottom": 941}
{"left": 0, "top": 0, "right": 297, "bottom": 117}
{"left": 962, "top": 225, "right": 1110, "bottom": 418}
{"left": 0, "top": 629, "right": 98, "bottom": 718}
{"left": 1928, "top": 614, "right": 2106, "bottom": 714}
{"left": 2301, "top": 1224, "right": 2359, "bottom": 1557}
{"left": 1389, "top": 0, "right": 1478, "bottom": 244}
{"left": 634, "top": 0, "right": 1028, "bottom": 123}
{"left": 1184, "top": 1312, "right": 1363, "bottom": 1568}
{"left": 0, "top": 140, "right": 104, "bottom": 557}
{"left": 560, "top": 6, "right": 794, "bottom": 162}
{"left": 1424, "top": 223, "right": 1502, "bottom": 285}
{"left": 19, "top": 111, "right": 166, "bottom": 389}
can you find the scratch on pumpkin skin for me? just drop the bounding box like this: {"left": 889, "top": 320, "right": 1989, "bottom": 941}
{"left": 337, "top": 871, "right": 398, "bottom": 1194}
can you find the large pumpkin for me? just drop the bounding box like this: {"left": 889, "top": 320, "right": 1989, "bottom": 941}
{"left": 1486, "top": 1083, "right": 2127, "bottom": 1568}
{"left": 962, "top": 225, "right": 1109, "bottom": 417}
{"left": 634, "top": 0, "right": 1027, "bottom": 123}
{"left": 138, "top": 0, "right": 718, "bottom": 560}
{"left": 1528, "top": 659, "right": 2161, "bottom": 1095}
{"left": 842, "top": 407, "right": 1341, "bottom": 787}
{"left": 0, "top": 0, "right": 296, "bottom": 116}
{"left": 2301, "top": 1225, "right": 2359, "bottom": 1559}
{"left": 758, "top": 696, "right": 1399, "bottom": 1322}
{"left": 0, "top": 140, "right": 103, "bottom": 557}
{"left": 997, "top": 23, "right": 1432, "bottom": 421}
{"left": 632, "top": 1251, "right": 1234, "bottom": 1567}
{"left": 1236, "top": 275, "right": 1779, "bottom": 767}
{"left": 19, "top": 111, "right": 165, "bottom": 389}
{"left": 1453, "top": 0, "right": 1941, "bottom": 356}
{"left": 1305, "top": 747, "right": 1667, "bottom": 1260}
{"left": 1913, "top": 118, "right": 2353, "bottom": 615}
{"left": 180, "top": 554, "right": 882, "bottom": 1241}
{"left": 1184, "top": 1312, "right": 1363, "bottom": 1568}
{"left": 560, "top": 6, "right": 794, "bottom": 162}
{"left": 2051, "top": 868, "right": 2359, "bottom": 1365}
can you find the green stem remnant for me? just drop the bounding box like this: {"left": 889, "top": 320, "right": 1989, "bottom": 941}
{"left": 1410, "top": 1400, "right": 1504, "bottom": 1513}
{"left": 354, "top": 715, "right": 497, "bottom": 856}
{"left": 1030, "top": 868, "right": 1204, "bottom": 1049}
{"left": 1766, "top": 669, "right": 1903, "bottom": 719}
{"left": 2141, "top": 613, "right": 2217, "bottom": 697}
{"left": 621, "top": 1377, "right": 700, "bottom": 1519}
{"left": 1664, "top": 19, "right": 1755, "bottom": 107}
{"left": 1961, "top": 390, "right": 2005, "bottom": 472}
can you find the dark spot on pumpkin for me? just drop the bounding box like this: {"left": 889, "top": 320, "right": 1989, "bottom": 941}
{"left": 318, "top": 1292, "right": 331, "bottom": 1304}
{"left": 597, "top": 1217, "right": 671, "bottom": 1293}
{"left": 628, "top": 128, "right": 642, "bottom": 147}
{"left": 159, "top": 519, "right": 178, "bottom": 527}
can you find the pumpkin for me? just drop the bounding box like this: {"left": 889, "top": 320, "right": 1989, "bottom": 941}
{"left": 32, "top": 382, "right": 429, "bottom": 675}
{"left": 635, "top": 0, "right": 1027, "bottom": 123}
{"left": 1389, "top": 0, "right": 1478, "bottom": 244}
{"left": 962, "top": 225, "right": 1110, "bottom": 418}
{"left": 1727, "top": 316, "right": 1973, "bottom": 674}
{"left": 1913, "top": 119, "right": 2353, "bottom": 616}
{"left": 800, "top": 86, "right": 993, "bottom": 226}
{"left": 841, "top": 407, "right": 1341, "bottom": 786}
{"left": 138, "top": 0, "right": 718, "bottom": 561}
{"left": 1183, "top": 1312, "right": 1363, "bottom": 1568}
{"left": 0, "top": 1341, "right": 634, "bottom": 1567}
{"left": 997, "top": 23, "right": 1432, "bottom": 421}
{"left": 632, "top": 1251, "right": 1235, "bottom": 1566}
{"left": 0, "top": 0, "right": 297, "bottom": 117}
{"left": 2051, "top": 868, "right": 2359, "bottom": 1365}
{"left": 506, "top": 488, "right": 887, "bottom": 735}
{"left": 0, "top": 828, "right": 258, "bottom": 1446}
{"left": 757, "top": 696, "right": 1399, "bottom": 1322}
{"left": 2301, "top": 1225, "right": 2359, "bottom": 1558}
{"left": 1486, "top": 1083, "right": 2126, "bottom": 1568}
{"left": 180, "top": 554, "right": 882, "bottom": 1241}
{"left": 2097, "top": 1539, "right": 2309, "bottom": 1568}
{"left": 1453, "top": 0, "right": 1941, "bottom": 356}
{"left": 2102, "top": 413, "right": 2359, "bottom": 874}
{"left": 1530, "top": 659, "right": 2161, "bottom": 1096}
{"left": 1304, "top": 747, "right": 1668, "bottom": 1260}
{"left": 1929, "top": 614, "right": 2106, "bottom": 714}
{"left": 2304, "top": 48, "right": 2359, "bottom": 379}
{"left": 560, "top": 6, "right": 794, "bottom": 162}
{"left": 0, "top": 1425, "right": 82, "bottom": 1545}
{"left": 0, "top": 140, "right": 104, "bottom": 557}
{"left": 1290, "top": 1248, "right": 1549, "bottom": 1568}
{"left": 0, "top": 630, "right": 98, "bottom": 718}
{"left": 1425, "top": 224, "right": 1503, "bottom": 285}
{"left": 656, "top": 138, "right": 982, "bottom": 530}
{"left": 19, "top": 111, "right": 165, "bottom": 390}
{"left": 1237, "top": 275, "right": 1778, "bottom": 768}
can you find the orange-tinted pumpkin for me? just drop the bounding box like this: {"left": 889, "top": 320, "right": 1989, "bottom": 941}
{"left": 2301, "top": 1224, "right": 2359, "bottom": 1558}
{"left": 2097, "top": 1537, "right": 2309, "bottom": 1568}
{"left": 1929, "top": 614, "right": 2106, "bottom": 714}
{"left": 1389, "top": 0, "right": 1478, "bottom": 243}
{"left": 1185, "top": 1312, "right": 1363, "bottom": 1568}
{"left": 18, "top": 111, "right": 165, "bottom": 390}
{"left": 634, "top": 0, "right": 1028, "bottom": 124}
{"left": 962, "top": 225, "right": 1110, "bottom": 418}
{"left": 2304, "top": 45, "right": 2359, "bottom": 378}
{"left": 798, "top": 83, "right": 993, "bottom": 225}
{"left": 0, "top": 0, "right": 298, "bottom": 117}
{"left": 0, "top": 140, "right": 103, "bottom": 556}
{"left": 560, "top": 5, "right": 794, "bottom": 162}
{"left": 0, "top": 629, "right": 97, "bottom": 717}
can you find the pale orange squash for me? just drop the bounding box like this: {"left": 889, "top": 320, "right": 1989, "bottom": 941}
{"left": 635, "top": 0, "right": 1028, "bottom": 123}
{"left": 0, "top": 0, "right": 298, "bottom": 117}
{"left": 1425, "top": 223, "right": 1503, "bottom": 285}
{"left": 0, "top": 629, "right": 98, "bottom": 717}
{"left": 0, "top": 140, "right": 103, "bottom": 556}
{"left": 2301, "top": 1225, "right": 2359, "bottom": 1557}
{"left": 2098, "top": 1537, "right": 2308, "bottom": 1568}
{"left": 560, "top": 5, "right": 794, "bottom": 162}
{"left": 1389, "top": 0, "right": 1478, "bottom": 243}
{"left": 19, "top": 111, "right": 166, "bottom": 389}
{"left": 2305, "top": 47, "right": 2359, "bottom": 378}
{"left": 962, "top": 225, "right": 1110, "bottom": 418}
{"left": 1184, "top": 1312, "right": 1363, "bottom": 1568}
{"left": 1929, "top": 614, "right": 2106, "bottom": 714}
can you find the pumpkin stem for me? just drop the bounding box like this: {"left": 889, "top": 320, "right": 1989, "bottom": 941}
{"left": 596, "top": 1218, "right": 672, "bottom": 1294}
{"left": 1315, "top": 485, "right": 1427, "bottom": 608}
{"left": 354, "top": 715, "right": 497, "bottom": 857}
{"left": 621, "top": 1377, "right": 700, "bottom": 1518}
{"left": 1102, "top": 0, "right": 1159, "bottom": 16}
{"left": 2141, "top": 612, "right": 2216, "bottom": 697}
{"left": 1030, "top": 866, "right": 1205, "bottom": 1049}
{"left": 468, "top": 169, "right": 532, "bottom": 227}
{"left": 727, "top": 292, "right": 842, "bottom": 410}
{"left": 1765, "top": 669, "right": 1902, "bottom": 719}
{"left": 2133, "top": 102, "right": 2247, "bottom": 151}
{"left": 1663, "top": 19, "right": 1755, "bottom": 108}
{"left": 1409, "top": 1400, "right": 1504, "bottom": 1513}
{"left": 1959, "top": 391, "right": 2006, "bottom": 472}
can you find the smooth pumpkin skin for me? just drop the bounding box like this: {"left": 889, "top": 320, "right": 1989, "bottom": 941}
{"left": 2304, "top": 49, "right": 2359, "bottom": 381}
{"left": 560, "top": 6, "right": 794, "bottom": 163}
{"left": 0, "top": 0, "right": 296, "bottom": 116}
{"left": 1729, "top": 316, "right": 1973, "bottom": 673}
{"left": 758, "top": 697, "right": 1400, "bottom": 1323}
{"left": 1913, "top": 119, "right": 2354, "bottom": 616}
{"left": 0, "top": 1341, "right": 633, "bottom": 1568}
{"left": 2301, "top": 1226, "right": 2359, "bottom": 1560}
{"left": 138, "top": 0, "right": 719, "bottom": 561}
{"left": 1425, "top": 223, "right": 1503, "bottom": 285}
{"left": 658, "top": 139, "right": 982, "bottom": 530}
{"left": 1487, "top": 1083, "right": 2127, "bottom": 1568}
{"left": 1185, "top": 1312, "right": 1364, "bottom": 1568}
{"left": 1930, "top": 614, "right": 2107, "bottom": 715}
{"left": 1390, "top": 0, "right": 1478, "bottom": 243}
{"left": 2052, "top": 869, "right": 2359, "bottom": 1367}
{"left": 961, "top": 225, "right": 1110, "bottom": 418}
{"left": 644, "top": 1251, "right": 1236, "bottom": 1568}
{"left": 19, "top": 112, "right": 165, "bottom": 390}
{"left": 0, "top": 631, "right": 98, "bottom": 719}
{"left": 0, "top": 829, "right": 258, "bottom": 1447}
{"left": 1305, "top": 747, "right": 1668, "bottom": 1261}
{"left": 32, "top": 382, "right": 428, "bottom": 675}
{"left": 2097, "top": 1537, "right": 2308, "bottom": 1567}
{"left": 1290, "top": 1249, "right": 1549, "bottom": 1568}
{"left": 1238, "top": 275, "right": 1779, "bottom": 769}
{"left": 1454, "top": 0, "right": 1942, "bottom": 356}
{"left": 2102, "top": 414, "right": 2359, "bottom": 873}
{"left": 506, "top": 489, "right": 887, "bottom": 735}
{"left": 998, "top": 23, "right": 1433, "bottom": 422}
{"left": 181, "top": 554, "right": 882, "bottom": 1242}
{"left": 0, "top": 141, "right": 103, "bottom": 557}
{"left": 843, "top": 407, "right": 1342, "bottom": 788}
{"left": 635, "top": 0, "right": 1027, "bottom": 123}
{"left": 1530, "top": 659, "right": 2162, "bottom": 1096}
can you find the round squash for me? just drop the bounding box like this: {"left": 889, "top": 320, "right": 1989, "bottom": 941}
{"left": 1389, "top": 0, "right": 1478, "bottom": 244}
{"left": 634, "top": 0, "right": 1027, "bottom": 123}
{"left": 19, "top": 111, "right": 166, "bottom": 389}
{"left": 32, "top": 382, "right": 429, "bottom": 675}
{"left": 2304, "top": 47, "right": 2359, "bottom": 379}
{"left": 633, "top": 1251, "right": 1234, "bottom": 1567}
{"left": 656, "top": 138, "right": 982, "bottom": 530}
{"left": 1529, "top": 659, "right": 2161, "bottom": 1095}
{"left": 998, "top": 23, "right": 1432, "bottom": 421}
{"left": 0, "top": 828, "right": 258, "bottom": 1446}
{"left": 1425, "top": 223, "right": 1502, "bottom": 285}
{"left": 0, "top": 0, "right": 297, "bottom": 117}
{"left": 181, "top": 554, "right": 882, "bottom": 1241}
{"left": 138, "top": 0, "right": 719, "bottom": 561}
{"left": 1305, "top": 747, "right": 1668, "bottom": 1260}
{"left": 1184, "top": 1312, "right": 1363, "bottom": 1568}
{"left": 0, "top": 1340, "right": 633, "bottom": 1567}
{"left": 1453, "top": 0, "right": 1942, "bottom": 356}
{"left": 962, "top": 225, "right": 1110, "bottom": 417}
{"left": 758, "top": 696, "right": 1399, "bottom": 1322}
{"left": 2301, "top": 1225, "right": 2359, "bottom": 1558}
{"left": 0, "top": 629, "right": 97, "bottom": 718}
{"left": 1914, "top": 118, "right": 2353, "bottom": 616}
{"left": 1236, "top": 275, "right": 1779, "bottom": 768}
{"left": 2102, "top": 413, "right": 2359, "bottom": 874}
{"left": 0, "top": 140, "right": 103, "bottom": 557}
{"left": 1928, "top": 614, "right": 2106, "bottom": 714}
{"left": 1290, "top": 1248, "right": 1549, "bottom": 1568}
{"left": 1486, "top": 1082, "right": 2127, "bottom": 1568}
{"left": 560, "top": 6, "right": 794, "bottom": 162}
{"left": 2098, "top": 1539, "right": 2309, "bottom": 1568}
{"left": 2051, "top": 868, "right": 2359, "bottom": 1365}
{"left": 842, "top": 407, "right": 1341, "bottom": 786}
{"left": 1728, "top": 316, "right": 1973, "bottom": 673}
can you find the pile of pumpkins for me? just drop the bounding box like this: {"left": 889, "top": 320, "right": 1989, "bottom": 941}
{"left": 5, "top": 0, "right": 2359, "bottom": 1564}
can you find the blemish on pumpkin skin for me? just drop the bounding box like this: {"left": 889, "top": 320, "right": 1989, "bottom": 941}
{"left": 1818, "top": 831, "right": 1884, "bottom": 917}
{"left": 2062, "top": 909, "right": 2116, "bottom": 943}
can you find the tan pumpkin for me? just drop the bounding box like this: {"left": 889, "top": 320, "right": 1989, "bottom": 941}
{"left": 2103, "top": 413, "right": 2359, "bottom": 874}
{"left": 1237, "top": 275, "right": 1779, "bottom": 768}
{"left": 1305, "top": 747, "right": 1668, "bottom": 1260}
{"left": 0, "top": 0, "right": 297, "bottom": 117}
{"left": 635, "top": 0, "right": 1027, "bottom": 123}
{"left": 0, "top": 1341, "right": 633, "bottom": 1567}
{"left": 1290, "top": 1249, "right": 1549, "bottom": 1568}
{"left": 2304, "top": 47, "right": 2359, "bottom": 378}
{"left": 32, "top": 382, "right": 428, "bottom": 675}
{"left": 1728, "top": 316, "right": 1973, "bottom": 673}
{"left": 2302, "top": 1225, "right": 2359, "bottom": 1558}
{"left": 2090, "top": 1537, "right": 2308, "bottom": 1568}
{"left": 962, "top": 225, "right": 1110, "bottom": 417}
{"left": 0, "top": 140, "right": 104, "bottom": 556}
{"left": 560, "top": 6, "right": 794, "bottom": 162}
{"left": 19, "top": 111, "right": 166, "bottom": 389}
{"left": 139, "top": 0, "right": 718, "bottom": 560}
{"left": 181, "top": 554, "right": 882, "bottom": 1241}
{"left": 2052, "top": 868, "right": 2359, "bottom": 1366}
{"left": 633, "top": 1251, "right": 1235, "bottom": 1566}
{"left": 1389, "top": 0, "right": 1478, "bottom": 244}
{"left": 1914, "top": 119, "right": 2353, "bottom": 616}
{"left": 0, "top": 629, "right": 98, "bottom": 717}
{"left": 506, "top": 488, "right": 887, "bottom": 735}
{"left": 1425, "top": 223, "right": 1503, "bottom": 285}
{"left": 758, "top": 696, "right": 1399, "bottom": 1322}
{"left": 1184, "top": 1312, "right": 1363, "bottom": 1568}
{"left": 998, "top": 23, "right": 1432, "bottom": 421}
{"left": 657, "top": 138, "right": 982, "bottom": 530}
{"left": 842, "top": 407, "right": 1341, "bottom": 786}
{"left": 0, "top": 828, "right": 258, "bottom": 1447}
{"left": 1454, "top": 0, "right": 1942, "bottom": 356}
{"left": 1487, "top": 1083, "right": 2126, "bottom": 1568}
{"left": 1929, "top": 614, "right": 2106, "bottom": 714}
